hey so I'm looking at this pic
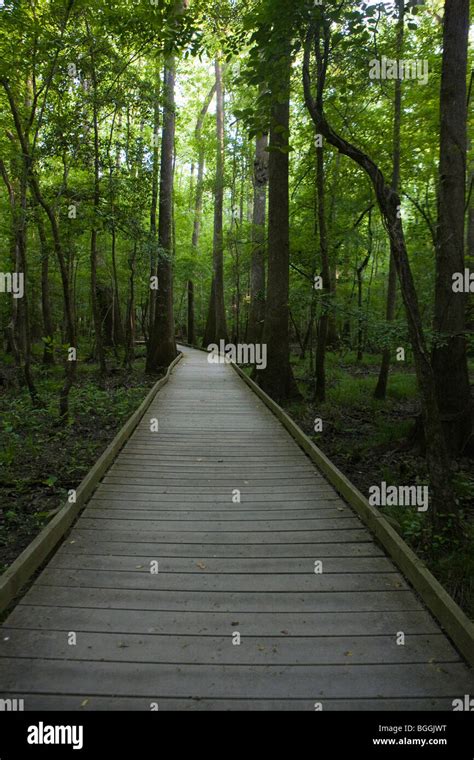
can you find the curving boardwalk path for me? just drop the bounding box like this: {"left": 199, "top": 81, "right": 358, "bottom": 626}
{"left": 0, "top": 347, "right": 472, "bottom": 710}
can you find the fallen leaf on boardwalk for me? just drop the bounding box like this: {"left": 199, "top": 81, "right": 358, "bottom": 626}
{"left": 136, "top": 565, "right": 143, "bottom": 569}
{"left": 257, "top": 645, "right": 265, "bottom": 651}
{"left": 117, "top": 642, "right": 129, "bottom": 648}
{"left": 231, "top": 621, "right": 239, "bottom": 626}
{"left": 344, "top": 651, "right": 353, "bottom": 657}
{"left": 196, "top": 561, "right": 207, "bottom": 570}
{"left": 80, "top": 699, "right": 89, "bottom": 708}
{"left": 281, "top": 630, "right": 289, "bottom": 635}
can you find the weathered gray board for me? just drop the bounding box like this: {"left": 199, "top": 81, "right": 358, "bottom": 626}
{"left": 0, "top": 347, "right": 472, "bottom": 711}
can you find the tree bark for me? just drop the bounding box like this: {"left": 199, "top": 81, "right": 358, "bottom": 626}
{"left": 146, "top": 60, "right": 178, "bottom": 372}
{"left": 432, "top": 0, "right": 472, "bottom": 455}
{"left": 188, "top": 82, "right": 216, "bottom": 344}
{"left": 149, "top": 69, "right": 160, "bottom": 335}
{"left": 36, "top": 212, "right": 55, "bottom": 364}
{"left": 89, "top": 27, "right": 107, "bottom": 375}
{"left": 314, "top": 142, "right": 330, "bottom": 401}
{"left": 124, "top": 243, "right": 137, "bottom": 369}
{"left": 247, "top": 132, "right": 268, "bottom": 343}
{"left": 356, "top": 210, "right": 373, "bottom": 362}
{"left": 374, "top": 0, "right": 404, "bottom": 400}
{"left": 258, "top": 58, "right": 299, "bottom": 400}
{"left": 203, "top": 57, "right": 229, "bottom": 347}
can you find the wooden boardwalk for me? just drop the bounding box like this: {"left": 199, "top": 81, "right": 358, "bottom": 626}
{"left": 1, "top": 347, "right": 472, "bottom": 710}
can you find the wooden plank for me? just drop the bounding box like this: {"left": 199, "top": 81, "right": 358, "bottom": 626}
{"left": 0, "top": 630, "right": 459, "bottom": 665}
{"left": 101, "top": 477, "right": 327, "bottom": 488}
{"left": 47, "top": 553, "right": 397, "bottom": 574}
{"left": 84, "top": 505, "right": 350, "bottom": 518}
{"left": 20, "top": 585, "right": 424, "bottom": 612}
{"left": 69, "top": 526, "right": 371, "bottom": 544}
{"left": 35, "top": 568, "right": 408, "bottom": 593}
{"left": 57, "top": 538, "right": 384, "bottom": 558}
{"left": 3, "top": 606, "right": 440, "bottom": 636}
{"left": 92, "top": 491, "right": 342, "bottom": 503}
{"left": 1, "top": 659, "right": 471, "bottom": 698}
{"left": 78, "top": 514, "right": 362, "bottom": 531}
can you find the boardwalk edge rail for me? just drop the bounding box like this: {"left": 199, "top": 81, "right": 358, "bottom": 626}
{"left": 0, "top": 352, "right": 183, "bottom": 615}
{"left": 231, "top": 361, "right": 474, "bottom": 668}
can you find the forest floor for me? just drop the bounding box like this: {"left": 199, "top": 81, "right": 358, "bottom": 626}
{"left": 0, "top": 346, "right": 156, "bottom": 573}
{"left": 283, "top": 350, "right": 474, "bottom": 619}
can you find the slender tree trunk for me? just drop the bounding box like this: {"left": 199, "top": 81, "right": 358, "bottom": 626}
{"left": 89, "top": 35, "right": 107, "bottom": 375}
{"left": 146, "top": 60, "right": 178, "bottom": 371}
{"left": 432, "top": 0, "right": 472, "bottom": 454}
{"left": 188, "top": 82, "right": 216, "bottom": 344}
{"left": 314, "top": 142, "right": 330, "bottom": 401}
{"left": 374, "top": 0, "right": 404, "bottom": 399}
{"left": 36, "top": 212, "right": 55, "bottom": 364}
{"left": 149, "top": 70, "right": 160, "bottom": 334}
{"left": 203, "top": 57, "right": 229, "bottom": 347}
{"left": 327, "top": 153, "right": 341, "bottom": 347}
{"left": 124, "top": 243, "right": 137, "bottom": 369}
{"left": 110, "top": 225, "right": 124, "bottom": 346}
{"left": 258, "top": 59, "right": 299, "bottom": 400}
{"left": 356, "top": 210, "right": 373, "bottom": 362}
{"left": 247, "top": 132, "right": 269, "bottom": 343}
{"left": 187, "top": 280, "right": 195, "bottom": 345}
{"left": 0, "top": 159, "right": 21, "bottom": 367}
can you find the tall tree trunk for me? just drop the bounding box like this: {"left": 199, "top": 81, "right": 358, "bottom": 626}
{"left": 149, "top": 70, "right": 160, "bottom": 335}
{"left": 110, "top": 225, "right": 124, "bottom": 347}
{"left": 0, "top": 159, "right": 21, "bottom": 368}
{"left": 374, "top": 0, "right": 404, "bottom": 400}
{"left": 89, "top": 34, "right": 107, "bottom": 375}
{"left": 188, "top": 82, "right": 216, "bottom": 344}
{"left": 303, "top": 20, "right": 458, "bottom": 526}
{"left": 146, "top": 60, "right": 178, "bottom": 371}
{"left": 36, "top": 212, "right": 55, "bottom": 364}
{"left": 356, "top": 210, "right": 373, "bottom": 362}
{"left": 258, "top": 59, "right": 299, "bottom": 400}
{"left": 124, "top": 243, "right": 137, "bottom": 369}
{"left": 314, "top": 142, "right": 330, "bottom": 401}
{"left": 327, "top": 153, "right": 341, "bottom": 347}
{"left": 17, "top": 165, "right": 37, "bottom": 401}
{"left": 203, "top": 57, "right": 229, "bottom": 347}
{"left": 247, "top": 132, "right": 269, "bottom": 343}
{"left": 432, "top": 0, "right": 472, "bottom": 455}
